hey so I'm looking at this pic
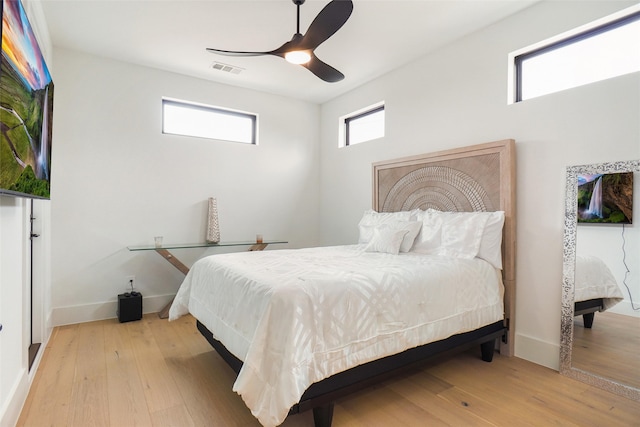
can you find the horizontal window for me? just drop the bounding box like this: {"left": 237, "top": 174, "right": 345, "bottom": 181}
{"left": 341, "top": 103, "right": 385, "bottom": 147}
{"left": 510, "top": 6, "right": 640, "bottom": 103}
{"left": 162, "top": 98, "right": 257, "bottom": 144}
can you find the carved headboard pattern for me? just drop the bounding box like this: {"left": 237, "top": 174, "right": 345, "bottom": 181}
{"left": 372, "top": 139, "right": 516, "bottom": 356}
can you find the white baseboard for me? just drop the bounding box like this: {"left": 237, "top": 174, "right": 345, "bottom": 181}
{"left": 515, "top": 333, "right": 560, "bottom": 371}
{"left": 0, "top": 367, "right": 28, "bottom": 427}
{"left": 50, "top": 294, "right": 175, "bottom": 326}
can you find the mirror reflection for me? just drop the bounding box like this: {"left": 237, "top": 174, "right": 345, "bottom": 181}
{"left": 561, "top": 161, "right": 640, "bottom": 400}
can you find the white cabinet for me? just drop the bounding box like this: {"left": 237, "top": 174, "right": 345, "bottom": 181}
{"left": 0, "top": 197, "right": 30, "bottom": 427}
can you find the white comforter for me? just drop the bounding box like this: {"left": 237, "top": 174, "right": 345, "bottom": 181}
{"left": 169, "top": 245, "right": 504, "bottom": 427}
{"left": 575, "top": 255, "right": 624, "bottom": 310}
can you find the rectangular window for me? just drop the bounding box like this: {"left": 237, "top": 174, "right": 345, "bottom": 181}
{"left": 510, "top": 6, "right": 640, "bottom": 103}
{"left": 162, "top": 98, "right": 257, "bottom": 144}
{"left": 342, "top": 103, "right": 385, "bottom": 146}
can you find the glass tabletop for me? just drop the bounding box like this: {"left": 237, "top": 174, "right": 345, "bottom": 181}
{"left": 127, "top": 240, "right": 287, "bottom": 251}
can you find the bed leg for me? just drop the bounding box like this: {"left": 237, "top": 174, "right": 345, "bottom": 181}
{"left": 312, "top": 403, "right": 334, "bottom": 427}
{"left": 480, "top": 339, "right": 495, "bottom": 362}
{"left": 583, "top": 313, "right": 595, "bottom": 329}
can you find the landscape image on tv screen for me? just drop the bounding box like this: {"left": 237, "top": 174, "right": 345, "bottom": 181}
{"left": 0, "top": 0, "right": 54, "bottom": 199}
{"left": 577, "top": 172, "right": 633, "bottom": 224}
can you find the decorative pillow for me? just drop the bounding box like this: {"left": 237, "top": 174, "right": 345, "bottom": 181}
{"left": 365, "top": 225, "right": 410, "bottom": 255}
{"left": 395, "top": 220, "right": 422, "bottom": 252}
{"left": 477, "top": 211, "right": 505, "bottom": 269}
{"left": 411, "top": 209, "right": 445, "bottom": 254}
{"left": 358, "top": 209, "right": 412, "bottom": 244}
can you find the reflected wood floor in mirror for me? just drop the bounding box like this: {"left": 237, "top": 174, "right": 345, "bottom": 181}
{"left": 18, "top": 314, "right": 640, "bottom": 427}
{"left": 573, "top": 311, "right": 640, "bottom": 390}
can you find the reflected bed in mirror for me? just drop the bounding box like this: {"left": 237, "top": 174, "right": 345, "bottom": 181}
{"left": 561, "top": 160, "right": 640, "bottom": 401}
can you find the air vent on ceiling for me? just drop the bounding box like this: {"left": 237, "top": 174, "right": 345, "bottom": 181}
{"left": 211, "top": 61, "right": 244, "bottom": 74}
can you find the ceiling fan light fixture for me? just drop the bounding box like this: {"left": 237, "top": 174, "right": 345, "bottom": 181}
{"left": 285, "top": 50, "right": 311, "bottom": 64}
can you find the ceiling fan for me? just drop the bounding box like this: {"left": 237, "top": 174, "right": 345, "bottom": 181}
{"left": 206, "top": 0, "right": 354, "bottom": 83}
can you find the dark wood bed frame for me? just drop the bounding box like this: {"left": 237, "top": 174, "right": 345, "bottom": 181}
{"left": 575, "top": 298, "right": 604, "bottom": 328}
{"left": 195, "top": 140, "right": 517, "bottom": 427}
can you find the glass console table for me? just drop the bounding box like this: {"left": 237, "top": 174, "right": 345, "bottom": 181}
{"left": 128, "top": 240, "right": 287, "bottom": 318}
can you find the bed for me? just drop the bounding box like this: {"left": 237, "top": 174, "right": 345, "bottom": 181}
{"left": 574, "top": 255, "right": 623, "bottom": 328}
{"left": 169, "top": 139, "right": 516, "bottom": 427}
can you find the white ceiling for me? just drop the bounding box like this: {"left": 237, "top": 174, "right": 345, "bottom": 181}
{"left": 39, "top": 0, "right": 539, "bottom": 104}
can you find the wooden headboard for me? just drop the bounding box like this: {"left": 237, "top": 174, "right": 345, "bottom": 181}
{"left": 372, "top": 139, "right": 516, "bottom": 356}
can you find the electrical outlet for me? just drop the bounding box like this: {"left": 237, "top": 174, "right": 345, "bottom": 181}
{"left": 126, "top": 275, "right": 135, "bottom": 291}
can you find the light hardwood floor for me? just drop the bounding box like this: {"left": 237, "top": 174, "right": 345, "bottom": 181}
{"left": 18, "top": 314, "right": 640, "bottom": 427}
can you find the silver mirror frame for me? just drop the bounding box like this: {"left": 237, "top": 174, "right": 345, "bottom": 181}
{"left": 561, "top": 159, "right": 640, "bottom": 401}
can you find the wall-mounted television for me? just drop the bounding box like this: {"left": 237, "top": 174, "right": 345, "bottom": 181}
{"left": 0, "top": 0, "right": 54, "bottom": 199}
{"left": 577, "top": 172, "right": 633, "bottom": 224}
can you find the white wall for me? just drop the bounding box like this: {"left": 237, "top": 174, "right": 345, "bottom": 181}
{"left": 318, "top": 0, "right": 640, "bottom": 370}
{"left": 49, "top": 48, "right": 321, "bottom": 325}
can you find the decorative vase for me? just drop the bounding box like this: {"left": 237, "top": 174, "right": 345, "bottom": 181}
{"left": 206, "top": 197, "right": 220, "bottom": 243}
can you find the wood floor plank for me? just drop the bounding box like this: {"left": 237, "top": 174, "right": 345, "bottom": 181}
{"left": 573, "top": 385, "right": 640, "bottom": 426}
{"left": 69, "top": 320, "right": 109, "bottom": 427}
{"left": 167, "top": 314, "right": 214, "bottom": 356}
{"left": 103, "top": 319, "right": 154, "bottom": 426}
{"left": 338, "top": 385, "right": 450, "bottom": 427}
{"left": 125, "top": 317, "right": 184, "bottom": 413}
{"left": 149, "top": 404, "right": 196, "bottom": 427}
{"left": 437, "top": 385, "right": 530, "bottom": 426}
{"left": 385, "top": 370, "right": 494, "bottom": 426}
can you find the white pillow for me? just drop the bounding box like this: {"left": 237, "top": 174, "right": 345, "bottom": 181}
{"left": 365, "top": 225, "right": 409, "bottom": 255}
{"left": 477, "top": 211, "right": 505, "bottom": 269}
{"left": 358, "top": 209, "right": 412, "bottom": 244}
{"left": 437, "top": 212, "right": 490, "bottom": 259}
{"left": 369, "top": 220, "right": 422, "bottom": 252}
{"left": 411, "top": 209, "right": 490, "bottom": 259}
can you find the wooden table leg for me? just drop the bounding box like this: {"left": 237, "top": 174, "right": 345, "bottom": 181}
{"left": 156, "top": 248, "right": 190, "bottom": 319}
{"left": 155, "top": 248, "right": 190, "bottom": 275}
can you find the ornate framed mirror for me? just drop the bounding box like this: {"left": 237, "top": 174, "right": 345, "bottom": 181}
{"left": 561, "top": 159, "right": 640, "bottom": 400}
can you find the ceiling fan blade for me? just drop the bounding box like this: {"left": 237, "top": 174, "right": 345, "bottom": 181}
{"left": 264, "top": 39, "right": 297, "bottom": 58}
{"left": 209, "top": 37, "right": 295, "bottom": 58}
{"left": 302, "top": 53, "right": 344, "bottom": 83}
{"left": 206, "top": 48, "right": 271, "bottom": 57}
{"left": 300, "top": 0, "right": 353, "bottom": 50}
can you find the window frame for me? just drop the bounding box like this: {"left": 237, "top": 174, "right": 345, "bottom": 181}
{"left": 510, "top": 6, "right": 640, "bottom": 103}
{"left": 342, "top": 103, "right": 385, "bottom": 147}
{"left": 162, "top": 98, "right": 258, "bottom": 145}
